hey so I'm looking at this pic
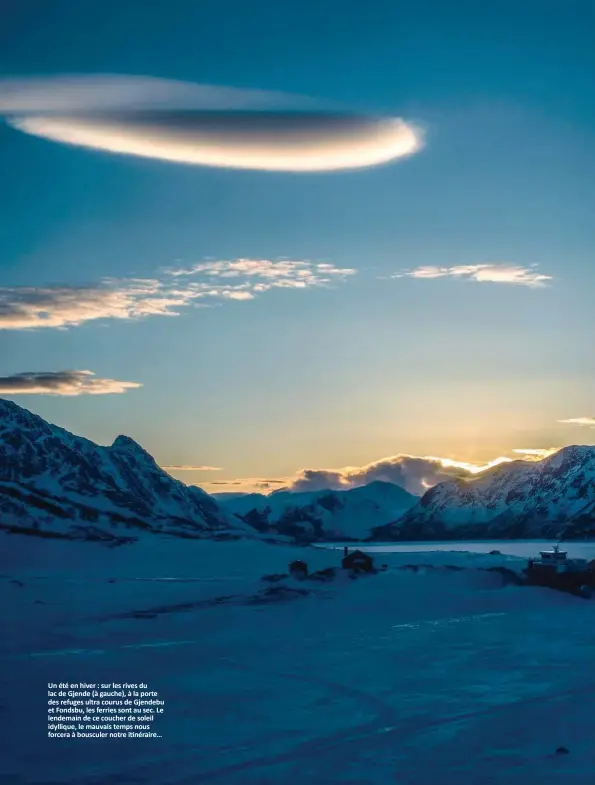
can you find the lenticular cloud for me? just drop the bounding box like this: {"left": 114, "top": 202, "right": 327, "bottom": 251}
{"left": 0, "top": 75, "right": 424, "bottom": 172}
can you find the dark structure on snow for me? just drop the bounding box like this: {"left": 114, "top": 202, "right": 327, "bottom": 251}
{"left": 524, "top": 544, "right": 595, "bottom": 597}
{"left": 342, "top": 548, "right": 375, "bottom": 573}
{"left": 289, "top": 559, "right": 308, "bottom": 579}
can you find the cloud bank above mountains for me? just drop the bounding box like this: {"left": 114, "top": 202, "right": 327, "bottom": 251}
{"left": 0, "top": 74, "right": 423, "bottom": 172}
{"left": 198, "top": 448, "right": 561, "bottom": 496}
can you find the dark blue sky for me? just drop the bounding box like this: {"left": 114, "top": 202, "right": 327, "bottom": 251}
{"left": 1, "top": 0, "right": 594, "bottom": 492}
{"left": 3, "top": 1, "right": 594, "bottom": 116}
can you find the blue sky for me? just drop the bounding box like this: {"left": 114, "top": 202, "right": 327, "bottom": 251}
{"left": 1, "top": 0, "right": 594, "bottom": 494}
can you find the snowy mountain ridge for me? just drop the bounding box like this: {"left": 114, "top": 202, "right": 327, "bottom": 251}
{"left": 220, "top": 480, "right": 419, "bottom": 541}
{"left": 373, "top": 444, "right": 595, "bottom": 541}
{"left": 3, "top": 398, "right": 595, "bottom": 544}
{"left": 0, "top": 398, "right": 247, "bottom": 542}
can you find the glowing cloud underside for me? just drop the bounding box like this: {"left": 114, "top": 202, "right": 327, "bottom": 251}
{"left": 10, "top": 111, "right": 422, "bottom": 172}
{"left": 201, "top": 448, "right": 565, "bottom": 496}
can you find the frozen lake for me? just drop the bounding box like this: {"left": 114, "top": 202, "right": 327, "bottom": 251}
{"left": 3, "top": 535, "right": 595, "bottom": 784}
{"left": 318, "top": 539, "right": 595, "bottom": 559}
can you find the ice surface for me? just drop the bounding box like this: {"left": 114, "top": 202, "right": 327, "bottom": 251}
{"left": 3, "top": 536, "right": 595, "bottom": 784}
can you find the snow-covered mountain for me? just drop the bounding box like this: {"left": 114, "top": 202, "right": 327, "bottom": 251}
{"left": 5, "top": 397, "right": 593, "bottom": 546}
{"left": 373, "top": 445, "right": 595, "bottom": 541}
{"left": 0, "top": 398, "right": 247, "bottom": 543}
{"left": 220, "top": 481, "right": 418, "bottom": 541}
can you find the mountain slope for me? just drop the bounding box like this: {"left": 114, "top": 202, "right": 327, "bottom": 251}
{"left": 373, "top": 445, "right": 595, "bottom": 541}
{"left": 0, "top": 398, "right": 246, "bottom": 542}
{"left": 220, "top": 480, "right": 418, "bottom": 541}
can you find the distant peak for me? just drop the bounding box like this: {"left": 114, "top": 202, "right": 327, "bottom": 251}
{"left": 364, "top": 479, "right": 402, "bottom": 490}
{"left": 0, "top": 397, "right": 29, "bottom": 414}
{"left": 111, "top": 434, "right": 148, "bottom": 453}
{"left": 559, "top": 444, "right": 594, "bottom": 455}
{"left": 0, "top": 397, "right": 50, "bottom": 428}
{"left": 546, "top": 444, "right": 595, "bottom": 465}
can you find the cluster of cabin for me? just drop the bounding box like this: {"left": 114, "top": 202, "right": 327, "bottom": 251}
{"left": 288, "top": 547, "right": 377, "bottom": 581}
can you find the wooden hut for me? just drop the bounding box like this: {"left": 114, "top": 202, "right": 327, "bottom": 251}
{"left": 289, "top": 559, "right": 308, "bottom": 579}
{"left": 341, "top": 549, "right": 374, "bottom": 573}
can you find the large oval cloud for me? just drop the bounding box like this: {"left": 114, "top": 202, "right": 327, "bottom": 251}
{"left": 1, "top": 75, "right": 424, "bottom": 172}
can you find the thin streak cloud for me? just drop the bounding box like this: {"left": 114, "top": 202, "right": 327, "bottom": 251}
{"left": 0, "top": 370, "right": 141, "bottom": 396}
{"left": 512, "top": 447, "right": 559, "bottom": 457}
{"left": 391, "top": 264, "right": 552, "bottom": 288}
{"left": 558, "top": 417, "right": 595, "bottom": 427}
{"left": 207, "top": 477, "right": 287, "bottom": 490}
{"left": 168, "top": 258, "right": 357, "bottom": 289}
{"left": 0, "top": 75, "right": 315, "bottom": 113}
{"left": 1, "top": 75, "right": 424, "bottom": 172}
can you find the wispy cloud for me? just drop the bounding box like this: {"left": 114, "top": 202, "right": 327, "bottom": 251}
{"left": 0, "top": 259, "right": 355, "bottom": 330}
{"left": 0, "top": 74, "right": 314, "bottom": 114}
{"left": 0, "top": 370, "right": 141, "bottom": 396}
{"left": 391, "top": 264, "right": 552, "bottom": 288}
{"left": 168, "top": 258, "right": 356, "bottom": 290}
{"left": 162, "top": 464, "right": 222, "bottom": 471}
{"left": 558, "top": 417, "right": 595, "bottom": 427}
{"left": 0, "top": 279, "right": 204, "bottom": 330}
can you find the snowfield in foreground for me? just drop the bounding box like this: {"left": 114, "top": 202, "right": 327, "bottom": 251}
{"left": 3, "top": 536, "right": 595, "bottom": 784}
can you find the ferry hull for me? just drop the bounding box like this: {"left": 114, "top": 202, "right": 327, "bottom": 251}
{"left": 523, "top": 565, "right": 595, "bottom": 597}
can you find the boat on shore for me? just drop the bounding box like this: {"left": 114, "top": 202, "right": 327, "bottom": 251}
{"left": 524, "top": 544, "right": 595, "bottom": 596}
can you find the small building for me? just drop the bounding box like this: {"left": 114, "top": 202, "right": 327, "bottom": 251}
{"left": 342, "top": 549, "right": 374, "bottom": 573}
{"left": 524, "top": 543, "right": 595, "bottom": 596}
{"left": 289, "top": 560, "right": 308, "bottom": 579}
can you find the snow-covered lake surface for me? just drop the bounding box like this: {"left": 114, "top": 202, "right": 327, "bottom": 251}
{"left": 3, "top": 535, "right": 595, "bottom": 784}
{"left": 318, "top": 539, "right": 595, "bottom": 558}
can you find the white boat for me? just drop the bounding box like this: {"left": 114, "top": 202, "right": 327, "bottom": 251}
{"left": 529, "top": 544, "right": 589, "bottom": 573}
